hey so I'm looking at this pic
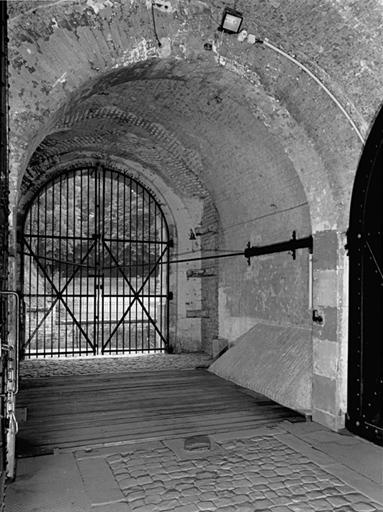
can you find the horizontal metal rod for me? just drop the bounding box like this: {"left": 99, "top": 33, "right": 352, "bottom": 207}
{"left": 24, "top": 233, "right": 167, "bottom": 244}
{"left": 169, "top": 252, "right": 244, "bottom": 264}
{"left": 27, "top": 293, "right": 168, "bottom": 298}
{"left": 244, "top": 234, "right": 313, "bottom": 259}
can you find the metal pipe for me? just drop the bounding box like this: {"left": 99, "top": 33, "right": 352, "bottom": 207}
{"left": 258, "top": 39, "right": 365, "bottom": 145}
{"left": 244, "top": 233, "right": 313, "bottom": 261}
{"left": 0, "top": 291, "right": 20, "bottom": 395}
{"left": 308, "top": 253, "right": 313, "bottom": 310}
{"left": 169, "top": 251, "right": 245, "bottom": 264}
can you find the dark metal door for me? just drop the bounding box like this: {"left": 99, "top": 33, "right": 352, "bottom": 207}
{"left": 347, "top": 107, "right": 383, "bottom": 446}
{"left": 23, "top": 167, "right": 170, "bottom": 358}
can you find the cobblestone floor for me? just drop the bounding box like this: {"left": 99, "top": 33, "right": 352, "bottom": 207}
{"left": 20, "top": 353, "right": 213, "bottom": 379}
{"left": 106, "top": 435, "right": 383, "bottom": 512}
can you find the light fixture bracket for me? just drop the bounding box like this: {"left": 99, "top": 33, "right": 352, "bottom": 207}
{"left": 218, "top": 7, "right": 244, "bottom": 34}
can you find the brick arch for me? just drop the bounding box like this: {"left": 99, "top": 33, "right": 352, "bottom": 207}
{"left": 23, "top": 105, "right": 208, "bottom": 200}
{"left": 17, "top": 152, "right": 219, "bottom": 353}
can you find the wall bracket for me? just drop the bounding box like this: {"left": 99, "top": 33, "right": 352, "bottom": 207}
{"left": 244, "top": 231, "right": 313, "bottom": 265}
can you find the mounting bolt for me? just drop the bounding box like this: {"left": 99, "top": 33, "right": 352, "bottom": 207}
{"left": 312, "top": 309, "right": 323, "bottom": 324}
{"left": 237, "top": 29, "right": 248, "bottom": 42}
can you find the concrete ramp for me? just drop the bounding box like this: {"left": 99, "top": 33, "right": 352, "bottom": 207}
{"left": 209, "top": 323, "right": 312, "bottom": 413}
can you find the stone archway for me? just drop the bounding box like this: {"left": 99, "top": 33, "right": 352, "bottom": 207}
{"left": 8, "top": 0, "right": 380, "bottom": 431}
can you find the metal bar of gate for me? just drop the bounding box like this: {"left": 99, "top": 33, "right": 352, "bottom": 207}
{"left": 141, "top": 187, "right": 145, "bottom": 351}
{"left": 58, "top": 175, "right": 62, "bottom": 355}
{"left": 148, "top": 194, "right": 152, "bottom": 350}
{"left": 113, "top": 173, "right": 116, "bottom": 353}
{"left": 27, "top": 205, "right": 32, "bottom": 354}
{"left": 154, "top": 199, "right": 158, "bottom": 349}
{"left": 36, "top": 193, "right": 41, "bottom": 354}
{"left": 101, "top": 168, "right": 106, "bottom": 354}
{"left": 26, "top": 233, "right": 167, "bottom": 244}
{"left": 51, "top": 179, "right": 55, "bottom": 355}
{"left": 65, "top": 174, "right": 69, "bottom": 356}
{"left": 79, "top": 172, "right": 82, "bottom": 356}
{"left": 128, "top": 178, "right": 132, "bottom": 352}
{"left": 43, "top": 182, "right": 48, "bottom": 356}
{"left": 135, "top": 180, "right": 138, "bottom": 351}
{"left": 165, "top": 216, "right": 170, "bottom": 352}
{"left": 86, "top": 171, "right": 90, "bottom": 353}
{"left": 94, "top": 169, "right": 99, "bottom": 354}
{"left": 123, "top": 174, "right": 126, "bottom": 352}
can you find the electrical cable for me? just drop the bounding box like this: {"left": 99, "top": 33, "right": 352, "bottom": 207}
{"left": 256, "top": 39, "right": 365, "bottom": 144}
{"left": 23, "top": 250, "right": 245, "bottom": 269}
{"left": 151, "top": 1, "right": 162, "bottom": 47}
{"left": 218, "top": 202, "right": 309, "bottom": 233}
{"left": 213, "top": 29, "right": 364, "bottom": 144}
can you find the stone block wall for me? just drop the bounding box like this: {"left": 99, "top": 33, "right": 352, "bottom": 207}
{"left": 311, "top": 229, "right": 348, "bottom": 429}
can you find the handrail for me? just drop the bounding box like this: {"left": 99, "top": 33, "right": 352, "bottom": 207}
{"left": 0, "top": 291, "right": 20, "bottom": 394}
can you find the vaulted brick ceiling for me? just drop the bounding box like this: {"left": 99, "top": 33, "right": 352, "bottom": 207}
{"left": 9, "top": 0, "right": 382, "bottom": 231}
{"left": 21, "top": 59, "right": 310, "bottom": 241}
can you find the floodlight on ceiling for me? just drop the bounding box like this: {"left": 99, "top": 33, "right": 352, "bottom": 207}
{"left": 219, "top": 7, "right": 244, "bottom": 34}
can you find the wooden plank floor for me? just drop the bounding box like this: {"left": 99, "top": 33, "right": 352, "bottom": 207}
{"left": 16, "top": 369, "right": 303, "bottom": 457}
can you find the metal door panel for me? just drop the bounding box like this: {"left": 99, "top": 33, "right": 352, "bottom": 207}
{"left": 347, "top": 108, "right": 383, "bottom": 445}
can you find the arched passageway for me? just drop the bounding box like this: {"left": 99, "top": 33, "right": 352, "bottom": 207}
{"left": 4, "top": 4, "right": 383, "bottom": 510}
{"left": 7, "top": 0, "right": 380, "bottom": 439}
{"left": 347, "top": 106, "right": 383, "bottom": 446}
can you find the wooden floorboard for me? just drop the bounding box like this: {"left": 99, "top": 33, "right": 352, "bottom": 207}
{"left": 16, "top": 369, "right": 303, "bottom": 457}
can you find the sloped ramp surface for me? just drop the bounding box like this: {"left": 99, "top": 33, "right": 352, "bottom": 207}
{"left": 16, "top": 369, "right": 302, "bottom": 457}
{"left": 209, "top": 323, "right": 312, "bottom": 412}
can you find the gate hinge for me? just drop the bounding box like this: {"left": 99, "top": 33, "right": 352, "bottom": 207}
{"left": 345, "top": 228, "right": 350, "bottom": 255}
{"left": 345, "top": 228, "right": 361, "bottom": 256}
{"left": 168, "top": 239, "right": 174, "bottom": 249}
{"left": 168, "top": 291, "right": 173, "bottom": 300}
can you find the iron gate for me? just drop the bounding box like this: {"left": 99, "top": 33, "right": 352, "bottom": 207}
{"left": 347, "top": 106, "right": 383, "bottom": 446}
{"left": 23, "top": 167, "right": 170, "bottom": 358}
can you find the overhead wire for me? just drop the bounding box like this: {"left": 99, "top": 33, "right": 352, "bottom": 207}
{"left": 151, "top": 1, "right": 162, "bottom": 47}
{"left": 218, "top": 202, "right": 309, "bottom": 233}
{"left": 259, "top": 39, "right": 365, "bottom": 144}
